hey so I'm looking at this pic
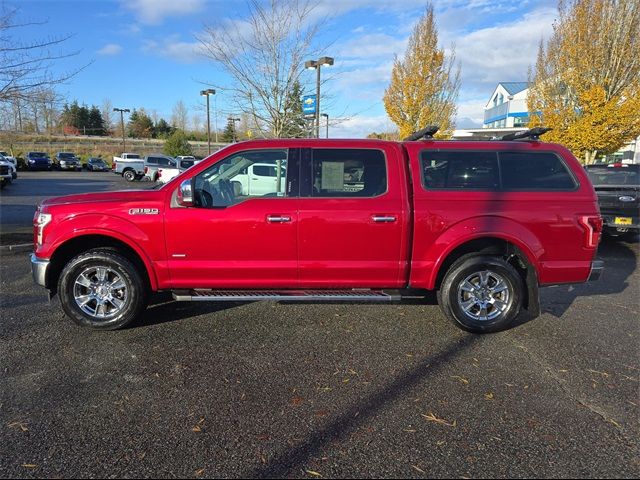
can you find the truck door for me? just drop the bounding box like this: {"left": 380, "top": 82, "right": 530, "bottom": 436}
{"left": 164, "top": 148, "right": 300, "bottom": 289}
{"left": 297, "top": 146, "right": 410, "bottom": 288}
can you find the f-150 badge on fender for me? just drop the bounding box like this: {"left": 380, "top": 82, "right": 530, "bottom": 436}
{"left": 129, "top": 208, "right": 159, "bottom": 215}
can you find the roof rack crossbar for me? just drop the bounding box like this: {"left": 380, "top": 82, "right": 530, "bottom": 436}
{"left": 499, "top": 127, "right": 552, "bottom": 141}
{"left": 403, "top": 125, "right": 440, "bottom": 141}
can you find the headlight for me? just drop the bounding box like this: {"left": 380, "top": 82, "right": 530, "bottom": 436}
{"left": 28, "top": 159, "right": 35, "bottom": 163}
{"left": 35, "top": 213, "right": 52, "bottom": 246}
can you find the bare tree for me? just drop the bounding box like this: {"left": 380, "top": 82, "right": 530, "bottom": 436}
{"left": 0, "top": 6, "right": 85, "bottom": 104}
{"left": 198, "top": 0, "right": 324, "bottom": 138}
{"left": 101, "top": 98, "right": 113, "bottom": 134}
{"left": 171, "top": 100, "right": 189, "bottom": 132}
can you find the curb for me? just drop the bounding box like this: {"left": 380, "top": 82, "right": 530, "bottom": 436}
{"left": 0, "top": 243, "right": 32, "bottom": 254}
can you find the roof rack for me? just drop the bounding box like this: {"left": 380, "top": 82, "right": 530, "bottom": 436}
{"left": 404, "top": 125, "right": 440, "bottom": 141}
{"left": 499, "top": 127, "right": 552, "bottom": 141}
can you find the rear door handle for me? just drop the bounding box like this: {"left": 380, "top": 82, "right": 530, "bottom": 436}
{"left": 267, "top": 215, "right": 291, "bottom": 223}
{"left": 372, "top": 215, "right": 397, "bottom": 223}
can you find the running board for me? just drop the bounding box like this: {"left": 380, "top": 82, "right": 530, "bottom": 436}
{"left": 172, "top": 289, "right": 401, "bottom": 302}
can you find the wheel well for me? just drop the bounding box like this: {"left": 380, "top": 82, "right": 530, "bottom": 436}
{"left": 47, "top": 235, "right": 151, "bottom": 295}
{"left": 435, "top": 237, "right": 532, "bottom": 291}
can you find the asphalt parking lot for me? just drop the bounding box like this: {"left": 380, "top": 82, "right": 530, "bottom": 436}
{"left": 1, "top": 171, "right": 639, "bottom": 478}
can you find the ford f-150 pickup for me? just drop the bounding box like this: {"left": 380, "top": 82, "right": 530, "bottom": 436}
{"left": 31, "top": 127, "right": 603, "bottom": 333}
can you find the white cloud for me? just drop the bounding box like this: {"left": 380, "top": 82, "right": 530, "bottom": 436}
{"left": 331, "top": 114, "right": 394, "bottom": 138}
{"left": 142, "top": 36, "right": 205, "bottom": 63}
{"left": 123, "top": 0, "right": 205, "bottom": 25}
{"left": 97, "top": 43, "right": 122, "bottom": 56}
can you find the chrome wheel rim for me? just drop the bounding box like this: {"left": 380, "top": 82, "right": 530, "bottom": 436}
{"left": 457, "top": 270, "right": 511, "bottom": 322}
{"left": 73, "top": 266, "right": 128, "bottom": 319}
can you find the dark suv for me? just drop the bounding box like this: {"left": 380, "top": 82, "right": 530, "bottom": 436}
{"left": 54, "top": 152, "right": 81, "bottom": 171}
{"left": 26, "top": 152, "right": 52, "bottom": 171}
{"left": 585, "top": 163, "right": 639, "bottom": 237}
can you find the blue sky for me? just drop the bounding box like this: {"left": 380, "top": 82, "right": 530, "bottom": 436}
{"left": 14, "top": 0, "right": 558, "bottom": 137}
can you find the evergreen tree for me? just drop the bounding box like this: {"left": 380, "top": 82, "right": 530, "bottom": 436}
{"left": 163, "top": 130, "right": 193, "bottom": 157}
{"left": 127, "top": 108, "right": 154, "bottom": 138}
{"left": 221, "top": 117, "right": 236, "bottom": 143}
{"left": 88, "top": 106, "right": 106, "bottom": 136}
{"left": 154, "top": 118, "right": 174, "bottom": 138}
{"left": 281, "top": 81, "right": 307, "bottom": 138}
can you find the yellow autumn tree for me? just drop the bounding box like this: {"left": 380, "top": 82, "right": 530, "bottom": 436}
{"left": 383, "top": 4, "right": 460, "bottom": 139}
{"left": 528, "top": 0, "right": 640, "bottom": 164}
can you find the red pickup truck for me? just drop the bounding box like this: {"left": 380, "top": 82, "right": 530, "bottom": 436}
{"left": 31, "top": 128, "right": 603, "bottom": 333}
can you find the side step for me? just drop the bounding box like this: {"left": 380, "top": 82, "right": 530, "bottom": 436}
{"left": 172, "top": 289, "right": 401, "bottom": 302}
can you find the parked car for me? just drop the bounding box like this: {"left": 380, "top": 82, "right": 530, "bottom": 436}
{"left": 26, "top": 152, "right": 52, "bottom": 171}
{"left": 54, "top": 152, "right": 82, "bottom": 171}
{"left": 86, "top": 157, "right": 110, "bottom": 172}
{"left": 155, "top": 158, "right": 202, "bottom": 184}
{"left": 30, "top": 127, "right": 603, "bottom": 333}
{"left": 0, "top": 151, "right": 17, "bottom": 168}
{"left": 142, "top": 154, "right": 176, "bottom": 182}
{"left": 584, "top": 162, "right": 639, "bottom": 238}
{"left": 0, "top": 156, "right": 16, "bottom": 188}
{"left": 112, "top": 153, "right": 144, "bottom": 181}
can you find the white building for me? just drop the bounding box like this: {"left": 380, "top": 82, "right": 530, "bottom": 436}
{"left": 483, "top": 82, "right": 530, "bottom": 129}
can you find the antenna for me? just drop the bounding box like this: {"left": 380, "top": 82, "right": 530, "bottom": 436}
{"left": 500, "top": 127, "right": 552, "bottom": 141}
{"left": 403, "top": 125, "right": 440, "bottom": 141}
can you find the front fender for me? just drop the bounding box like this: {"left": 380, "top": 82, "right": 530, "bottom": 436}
{"left": 39, "top": 213, "right": 162, "bottom": 291}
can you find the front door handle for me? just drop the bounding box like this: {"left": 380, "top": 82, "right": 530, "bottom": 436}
{"left": 372, "top": 215, "right": 397, "bottom": 223}
{"left": 267, "top": 215, "right": 291, "bottom": 223}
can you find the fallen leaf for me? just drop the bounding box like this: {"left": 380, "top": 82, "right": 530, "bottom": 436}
{"left": 586, "top": 369, "right": 609, "bottom": 377}
{"left": 195, "top": 468, "right": 206, "bottom": 476}
{"left": 421, "top": 412, "right": 456, "bottom": 427}
{"left": 412, "top": 465, "right": 425, "bottom": 473}
{"left": 306, "top": 469, "right": 322, "bottom": 477}
{"left": 314, "top": 409, "right": 329, "bottom": 418}
{"left": 22, "top": 464, "right": 37, "bottom": 468}
{"left": 609, "top": 419, "right": 622, "bottom": 428}
{"left": 290, "top": 396, "right": 304, "bottom": 406}
{"left": 451, "top": 375, "right": 469, "bottom": 384}
{"left": 8, "top": 421, "right": 28, "bottom": 432}
{"left": 484, "top": 392, "right": 494, "bottom": 400}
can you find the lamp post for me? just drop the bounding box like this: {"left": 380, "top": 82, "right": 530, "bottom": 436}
{"left": 321, "top": 113, "right": 329, "bottom": 139}
{"left": 305, "top": 56, "right": 334, "bottom": 138}
{"left": 200, "top": 89, "right": 216, "bottom": 155}
{"left": 113, "top": 108, "right": 130, "bottom": 152}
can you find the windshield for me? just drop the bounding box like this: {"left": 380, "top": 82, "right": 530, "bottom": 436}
{"left": 586, "top": 166, "right": 639, "bottom": 186}
{"left": 31, "top": 152, "right": 47, "bottom": 157}
{"left": 58, "top": 152, "right": 75, "bottom": 158}
{"left": 89, "top": 158, "right": 105, "bottom": 164}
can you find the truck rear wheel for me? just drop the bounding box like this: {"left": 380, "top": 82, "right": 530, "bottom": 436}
{"left": 123, "top": 169, "right": 136, "bottom": 182}
{"left": 58, "top": 250, "right": 148, "bottom": 330}
{"left": 438, "top": 255, "right": 523, "bottom": 333}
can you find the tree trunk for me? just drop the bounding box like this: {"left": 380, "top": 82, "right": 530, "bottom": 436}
{"left": 584, "top": 150, "right": 598, "bottom": 164}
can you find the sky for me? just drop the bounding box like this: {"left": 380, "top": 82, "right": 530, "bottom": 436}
{"left": 12, "top": 0, "right": 559, "bottom": 138}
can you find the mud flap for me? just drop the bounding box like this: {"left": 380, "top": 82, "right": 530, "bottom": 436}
{"left": 525, "top": 267, "right": 540, "bottom": 318}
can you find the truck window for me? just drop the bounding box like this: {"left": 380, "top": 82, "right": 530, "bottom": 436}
{"left": 193, "top": 149, "right": 289, "bottom": 208}
{"left": 499, "top": 152, "right": 576, "bottom": 190}
{"left": 308, "top": 149, "right": 386, "bottom": 197}
{"left": 421, "top": 151, "right": 498, "bottom": 189}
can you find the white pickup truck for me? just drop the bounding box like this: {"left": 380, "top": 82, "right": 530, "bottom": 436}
{"left": 232, "top": 162, "right": 286, "bottom": 195}
{"left": 112, "top": 153, "right": 145, "bottom": 182}
{"left": 155, "top": 158, "right": 201, "bottom": 184}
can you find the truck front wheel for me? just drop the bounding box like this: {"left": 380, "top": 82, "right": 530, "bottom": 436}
{"left": 438, "top": 255, "right": 523, "bottom": 333}
{"left": 58, "top": 250, "right": 148, "bottom": 330}
{"left": 123, "top": 169, "right": 136, "bottom": 182}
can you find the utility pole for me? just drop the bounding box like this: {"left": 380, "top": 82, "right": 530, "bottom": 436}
{"left": 113, "top": 108, "right": 130, "bottom": 152}
{"left": 200, "top": 89, "right": 216, "bottom": 155}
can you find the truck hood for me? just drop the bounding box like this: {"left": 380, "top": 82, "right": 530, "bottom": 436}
{"left": 41, "top": 189, "right": 161, "bottom": 207}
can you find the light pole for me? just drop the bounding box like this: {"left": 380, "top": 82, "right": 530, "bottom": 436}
{"left": 321, "top": 113, "right": 329, "bottom": 139}
{"left": 305, "top": 56, "right": 334, "bottom": 138}
{"left": 200, "top": 89, "right": 215, "bottom": 155}
{"left": 113, "top": 108, "right": 130, "bottom": 152}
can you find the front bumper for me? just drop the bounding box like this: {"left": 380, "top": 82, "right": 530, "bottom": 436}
{"left": 588, "top": 260, "right": 604, "bottom": 282}
{"left": 31, "top": 254, "right": 50, "bottom": 288}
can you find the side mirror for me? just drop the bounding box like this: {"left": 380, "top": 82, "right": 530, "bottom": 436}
{"left": 177, "top": 179, "right": 194, "bottom": 207}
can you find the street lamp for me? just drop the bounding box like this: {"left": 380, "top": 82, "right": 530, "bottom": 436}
{"left": 305, "top": 56, "right": 334, "bottom": 138}
{"left": 228, "top": 116, "right": 241, "bottom": 142}
{"left": 113, "top": 108, "right": 130, "bottom": 152}
{"left": 200, "top": 89, "right": 216, "bottom": 155}
{"left": 321, "top": 113, "right": 329, "bottom": 139}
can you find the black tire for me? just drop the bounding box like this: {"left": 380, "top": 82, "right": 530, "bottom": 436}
{"left": 123, "top": 169, "right": 136, "bottom": 182}
{"left": 438, "top": 255, "right": 524, "bottom": 333}
{"left": 58, "top": 250, "right": 149, "bottom": 330}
